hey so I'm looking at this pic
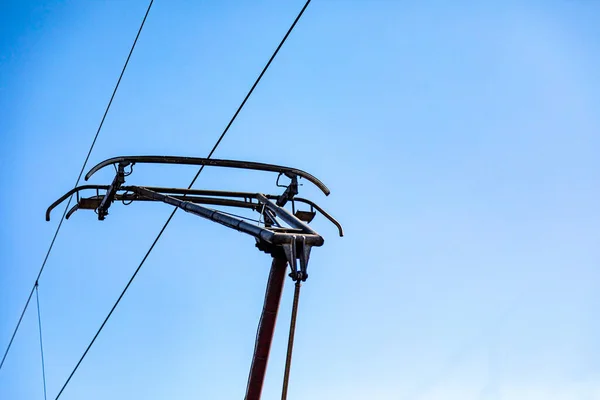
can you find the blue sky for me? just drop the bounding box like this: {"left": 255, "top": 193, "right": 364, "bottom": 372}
{"left": 1, "top": 1, "right": 599, "bottom": 399}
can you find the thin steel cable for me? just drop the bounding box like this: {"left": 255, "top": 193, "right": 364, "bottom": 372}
{"left": 0, "top": 285, "right": 35, "bottom": 371}
{"left": 35, "top": 283, "right": 48, "bottom": 400}
{"left": 53, "top": 2, "right": 312, "bottom": 398}
{"left": 186, "top": 0, "right": 312, "bottom": 188}
{"left": 0, "top": 0, "right": 154, "bottom": 372}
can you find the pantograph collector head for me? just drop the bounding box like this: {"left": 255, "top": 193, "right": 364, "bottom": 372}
{"left": 47, "top": 156, "right": 343, "bottom": 282}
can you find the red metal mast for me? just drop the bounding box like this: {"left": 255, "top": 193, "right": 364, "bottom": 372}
{"left": 244, "top": 257, "right": 288, "bottom": 400}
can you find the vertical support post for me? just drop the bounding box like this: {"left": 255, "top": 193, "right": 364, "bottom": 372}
{"left": 244, "top": 256, "right": 288, "bottom": 400}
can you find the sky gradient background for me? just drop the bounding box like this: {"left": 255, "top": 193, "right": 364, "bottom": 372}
{"left": 1, "top": 1, "right": 599, "bottom": 399}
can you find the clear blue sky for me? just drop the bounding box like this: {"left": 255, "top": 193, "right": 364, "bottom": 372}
{"left": 1, "top": 1, "right": 599, "bottom": 399}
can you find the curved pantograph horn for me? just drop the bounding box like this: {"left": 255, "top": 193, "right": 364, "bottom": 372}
{"left": 85, "top": 156, "right": 331, "bottom": 196}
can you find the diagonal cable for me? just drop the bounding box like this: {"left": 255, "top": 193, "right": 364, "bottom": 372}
{"left": 35, "top": 283, "right": 48, "bottom": 400}
{"left": 52, "top": 1, "right": 312, "bottom": 398}
{"left": 0, "top": 0, "right": 154, "bottom": 371}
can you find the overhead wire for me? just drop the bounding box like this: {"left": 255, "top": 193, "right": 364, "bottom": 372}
{"left": 0, "top": 0, "right": 155, "bottom": 371}
{"left": 35, "top": 283, "right": 48, "bottom": 400}
{"left": 52, "top": 1, "right": 313, "bottom": 398}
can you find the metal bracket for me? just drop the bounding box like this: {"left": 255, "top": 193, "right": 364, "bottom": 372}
{"left": 282, "top": 236, "right": 311, "bottom": 282}
{"left": 276, "top": 174, "right": 299, "bottom": 207}
{"left": 97, "top": 162, "right": 126, "bottom": 220}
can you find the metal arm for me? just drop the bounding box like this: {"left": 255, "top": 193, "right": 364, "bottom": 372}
{"left": 133, "top": 187, "right": 324, "bottom": 247}
{"left": 47, "top": 186, "right": 343, "bottom": 237}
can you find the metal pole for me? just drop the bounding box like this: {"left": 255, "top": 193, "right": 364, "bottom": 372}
{"left": 245, "top": 256, "right": 288, "bottom": 400}
{"left": 281, "top": 280, "right": 301, "bottom": 400}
